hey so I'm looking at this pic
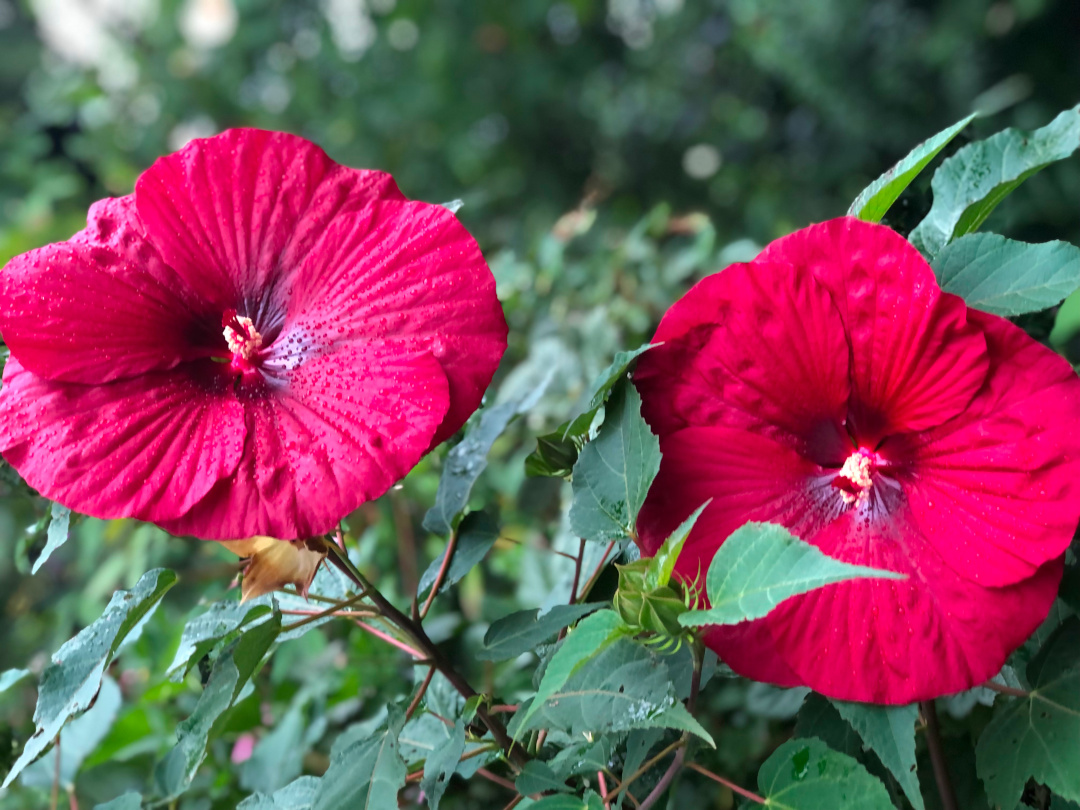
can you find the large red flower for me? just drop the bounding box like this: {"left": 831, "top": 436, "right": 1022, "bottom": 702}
{"left": 635, "top": 217, "right": 1080, "bottom": 704}
{"left": 0, "top": 128, "right": 507, "bottom": 540}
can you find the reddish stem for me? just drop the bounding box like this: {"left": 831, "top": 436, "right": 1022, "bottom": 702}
{"left": 684, "top": 762, "right": 765, "bottom": 804}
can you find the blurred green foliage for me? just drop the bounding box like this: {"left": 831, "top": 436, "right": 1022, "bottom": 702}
{"left": 2, "top": 0, "right": 1080, "bottom": 807}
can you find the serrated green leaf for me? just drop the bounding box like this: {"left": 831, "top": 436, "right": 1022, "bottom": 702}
{"left": 155, "top": 612, "right": 281, "bottom": 799}
{"left": 239, "top": 699, "right": 309, "bottom": 795}
{"left": 514, "top": 610, "right": 630, "bottom": 737}
{"left": 680, "top": 522, "right": 903, "bottom": 627}
{"left": 420, "top": 718, "right": 466, "bottom": 810}
{"left": 976, "top": 618, "right": 1080, "bottom": 807}
{"left": 516, "top": 759, "right": 572, "bottom": 795}
{"left": 527, "top": 796, "right": 589, "bottom": 810}
{"left": 848, "top": 114, "right": 975, "bottom": 223}
{"left": 585, "top": 345, "right": 654, "bottom": 410}
{"left": 548, "top": 737, "right": 614, "bottom": 780}
{"left": 794, "top": 694, "right": 862, "bottom": 758}
{"left": 31, "top": 502, "right": 70, "bottom": 575}
{"left": 167, "top": 600, "right": 274, "bottom": 680}
{"left": 831, "top": 701, "right": 922, "bottom": 810}
{"left": 313, "top": 707, "right": 407, "bottom": 810}
{"left": 239, "top": 777, "right": 320, "bottom": 809}
{"left": 477, "top": 603, "right": 605, "bottom": 661}
{"left": 417, "top": 512, "right": 499, "bottom": 598}
{"left": 646, "top": 501, "right": 708, "bottom": 589}
{"left": 93, "top": 794, "right": 142, "bottom": 810}
{"left": 3, "top": 568, "right": 177, "bottom": 788}
{"left": 21, "top": 676, "right": 121, "bottom": 791}
{"left": 511, "top": 638, "right": 714, "bottom": 746}
{"left": 569, "top": 379, "right": 661, "bottom": 544}
{"left": 758, "top": 737, "right": 894, "bottom": 810}
{"left": 933, "top": 233, "right": 1080, "bottom": 316}
{"left": 910, "top": 104, "right": 1080, "bottom": 256}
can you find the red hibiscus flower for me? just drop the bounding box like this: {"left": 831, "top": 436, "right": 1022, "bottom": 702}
{"left": 0, "top": 128, "right": 507, "bottom": 541}
{"left": 635, "top": 217, "right": 1080, "bottom": 704}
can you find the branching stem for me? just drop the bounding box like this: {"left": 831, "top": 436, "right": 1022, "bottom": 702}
{"left": 921, "top": 699, "right": 958, "bottom": 810}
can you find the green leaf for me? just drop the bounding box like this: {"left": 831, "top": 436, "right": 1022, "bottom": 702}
{"left": 794, "top": 694, "right": 862, "bottom": 758}
{"left": 155, "top": 612, "right": 281, "bottom": 799}
{"left": 527, "top": 796, "right": 590, "bottom": 810}
{"left": 0, "top": 668, "right": 30, "bottom": 693}
{"left": 167, "top": 599, "right": 274, "bottom": 680}
{"left": 2, "top": 568, "right": 177, "bottom": 788}
{"left": 31, "top": 502, "right": 70, "bottom": 575}
{"left": 420, "top": 718, "right": 465, "bottom": 810}
{"left": 312, "top": 707, "right": 407, "bottom": 810}
{"left": 569, "top": 379, "right": 661, "bottom": 544}
{"left": 511, "top": 638, "right": 714, "bottom": 746}
{"left": 548, "top": 737, "right": 614, "bottom": 780}
{"left": 516, "top": 759, "right": 572, "bottom": 795}
{"left": 646, "top": 501, "right": 708, "bottom": 589}
{"left": 477, "top": 603, "right": 606, "bottom": 661}
{"left": 831, "top": 701, "right": 923, "bottom": 810}
{"left": 239, "top": 777, "right": 320, "bottom": 810}
{"left": 933, "top": 233, "right": 1080, "bottom": 316}
{"left": 910, "top": 104, "right": 1080, "bottom": 256}
{"left": 976, "top": 618, "right": 1080, "bottom": 807}
{"left": 514, "top": 610, "right": 630, "bottom": 737}
{"left": 584, "top": 345, "right": 654, "bottom": 410}
{"left": 758, "top": 737, "right": 894, "bottom": 810}
{"left": 21, "top": 676, "right": 122, "bottom": 791}
{"left": 239, "top": 699, "right": 309, "bottom": 794}
{"left": 616, "top": 729, "right": 662, "bottom": 810}
{"left": 417, "top": 512, "right": 499, "bottom": 598}
{"left": 848, "top": 114, "right": 976, "bottom": 223}
{"left": 93, "top": 794, "right": 143, "bottom": 810}
{"left": 680, "top": 522, "right": 904, "bottom": 627}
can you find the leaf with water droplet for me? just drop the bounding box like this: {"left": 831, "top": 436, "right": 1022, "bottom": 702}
{"left": 758, "top": 737, "right": 893, "bottom": 809}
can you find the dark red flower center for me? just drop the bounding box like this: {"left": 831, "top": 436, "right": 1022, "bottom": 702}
{"left": 221, "top": 309, "right": 264, "bottom": 374}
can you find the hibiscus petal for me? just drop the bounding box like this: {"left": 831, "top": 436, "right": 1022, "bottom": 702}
{"left": 158, "top": 343, "right": 450, "bottom": 540}
{"left": 0, "top": 357, "right": 245, "bottom": 522}
{"left": 276, "top": 199, "right": 507, "bottom": 447}
{"left": 634, "top": 261, "right": 851, "bottom": 461}
{"left": 135, "top": 128, "right": 405, "bottom": 317}
{"left": 896, "top": 310, "right": 1080, "bottom": 586}
{"left": 0, "top": 197, "right": 214, "bottom": 384}
{"left": 760, "top": 218, "right": 988, "bottom": 441}
{"left": 754, "top": 504, "right": 1063, "bottom": 703}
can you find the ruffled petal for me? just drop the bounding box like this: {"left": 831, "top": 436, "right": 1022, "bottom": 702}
{"left": 0, "top": 197, "right": 215, "bottom": 384}
{"left": 895, "top": 310, "right": 1080, "bottom": 586}
{"left": 760, "top": 218, "right": 989, "bottom": 442}
{"left": 634, "top": 261, "right": 851, "bottom": 461}
{"left": 158, "top": 342, "right": 450, "bottom": 540}
{"left": 135, "top": 128, "right": 405, "bottom": 318}
{"left": 0, "top": 357, "right": 244, "bottom": 522}
{"left": 753, "top": 503, "right": 1063, "bottom": 703}
{"left": 275, "top": 199, "right": 507, "bottom": 446}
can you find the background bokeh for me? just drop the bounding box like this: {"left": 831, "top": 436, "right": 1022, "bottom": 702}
{"left": 1, "top": 0, "right": 1079, "bottom": 807}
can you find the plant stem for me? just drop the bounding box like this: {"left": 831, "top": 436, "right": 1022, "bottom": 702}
{"left": 684, "top": 762, "right": 765, "bottom": 804}
{"left": 476, "top": 767, "right": 518, "bottom": 792}
{"left": 981, "top": 680, "right": 1030, "bottom": 698}
{"left": 50, "top": 735, "right": 60, "bottom": 810}
{"left": 569, "top": 538, "right": 586, "bottom": 602}
{"left": 921, "top": 699, "right": 958, "bottom": 810}
{"left": 420, "top": 528, "right": 459, "bottom": 619}
{"left": 603, "top": 739, "right": 685, "bottom": 803}
{"left": 576, "top": 540, "right": 616, "bottom": 602}
{"left": 325, "top": 542, "right": 525, "bottom": 767}
{"left": 406, "top": 666, "right": 436, "bottom": 719}
{"left": 279, "top": 591, "right": 375, "bottom": 632}
{"left": 351, "top": 619, "right": 426, "bottom": 658}
{"left": 636, "top": 748, "right": 685, "bottom": 810}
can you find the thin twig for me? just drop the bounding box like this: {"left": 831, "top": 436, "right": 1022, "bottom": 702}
{"left": 569, "top": 538, "right": 587, "bottom": 603}
{"left": 576, "top": 540, "right": 616, "bottom": 602}
{"left": 352, "top": 620, "right": 425, "bottom": 659}
{"left": 921, "top": 700, "right": 958, "bottom": 810}
{"left": 324, "top": 543, "right": 526, "bottom": 768}
{"left": 420, "top": 529, "right": 459, "bottom": 619}
{"left": 982, "top": 680, "right": 1030, "bottom": 698}
{"left": 499, "top": 536, "right": 578, "bottom": 561}
{"left": 637, "top": 748, "right": 685, "bottom": 810}
{"left": 489, "top": 704, "right": 519, "bottom": 714}
{"left": 476, "top": 767, "right": 517, "bottom": 792}
{"left": 597, "top": 770, "right": 612, "bottom": 810}
{"left": 603, "top": 739, "right": 685, "bottom": 802}
{"left": 405, "top": 743, "right": 500, "bottom": 782}
{"left": 67, "top": 788, "right": 79, "bottom": 810}
{"left": 279, "top": 590, "right": 373, "bottom": 632}
{"left": 406, "top": 667, "right": 436, "bottom": 720}
{"left": 684, "top": 762, "right": 765, "bottom": 804}
{"left": 499, "top": 796, "right": 524, "bottom": 810}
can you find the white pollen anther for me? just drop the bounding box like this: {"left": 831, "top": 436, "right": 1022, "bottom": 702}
{"left": 836, "top": 449, "right": 875, "bottom": 506}
{"left": 224, "top": 314, "right": 263, "bottom": 362}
